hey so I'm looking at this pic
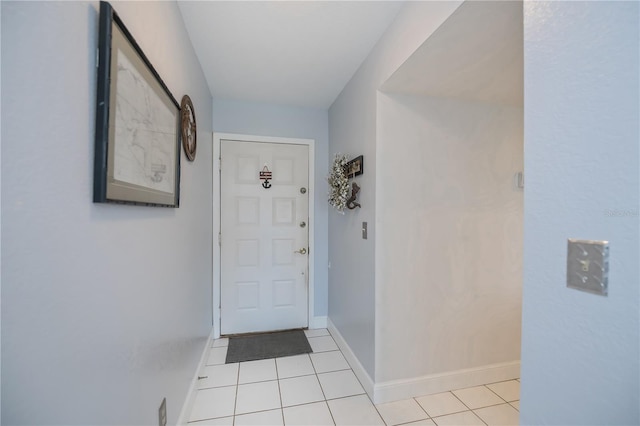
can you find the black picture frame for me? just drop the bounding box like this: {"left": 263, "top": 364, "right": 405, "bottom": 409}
{"left": 344, "top": 155, "right": 364, "bottom": 179}
{"left": 94, "top": 1, "right": 181, "bottom": 207}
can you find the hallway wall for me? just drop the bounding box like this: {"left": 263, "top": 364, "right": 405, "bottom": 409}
{"left": 521, "top": 1, "right": 639, "bottom": 424}
{"left": 1, "top": 2, "right": 213, "bottom": 424}
{"left": 328, "top": 1, "right": 463, "bottom": 381}
{"left": 376, "top": 93, "right": 523, "bottom": 384}
{"left": 212, "top": 98, "right": 330, "bottom": 319}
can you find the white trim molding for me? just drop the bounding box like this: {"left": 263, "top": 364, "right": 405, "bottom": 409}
{"left": 177, "top": 328, "right": 215, "bottom": 425}
{"left": 327, "top": 319, "right": 375, "bottom": 399}
{"left": 373, "top": 360, "right": 521, "bottom": 404}
{"left": 328, "top": 319, "right": 520, "bottom": 405}
{"left": 212, "top": 133, "right": 316, "bottom": 338}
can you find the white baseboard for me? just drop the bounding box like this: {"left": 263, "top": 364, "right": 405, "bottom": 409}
{"left": 326, "top": 319, "right": 520, "bottom": 405}
{"left": 309, "top": 315, "right": 328, "bottom": 329}
{"left": 177, "top": 328, "right": 215, "bottom": 425}
{"left": 327, "top": 319, "right": 375, "bottom": 399}
{"left": 373, "top": 361, "right": 521, "bottom": 404}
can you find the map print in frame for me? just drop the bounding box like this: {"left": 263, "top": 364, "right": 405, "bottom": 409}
{"left": 113, "top": 48, "right": 176, "bottom": 193}
{"left": 94, "top": 1, "right": 181, "bottom": 207}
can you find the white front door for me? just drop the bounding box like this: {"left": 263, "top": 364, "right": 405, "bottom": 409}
{"left": 220, "top": 139, "right": 309, "bottom": 335}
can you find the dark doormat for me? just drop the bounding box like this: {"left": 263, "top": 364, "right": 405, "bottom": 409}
{"left": 225, "top": 329, "right": 312, "bottom": 363}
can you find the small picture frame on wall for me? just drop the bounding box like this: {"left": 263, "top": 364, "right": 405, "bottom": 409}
{"left": 344, "top": 155, "right": 364, "bottom": 179}
{"left": 93, "top": 1, "right": 181, "bottom": 207}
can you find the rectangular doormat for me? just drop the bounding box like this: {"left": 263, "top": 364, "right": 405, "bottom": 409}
{"left": 226, "top": 329, "right": 312, "bottom": 363}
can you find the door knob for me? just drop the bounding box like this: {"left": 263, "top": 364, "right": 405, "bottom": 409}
{"left": 295, "top": 248, "right": 307, "bottom": 255}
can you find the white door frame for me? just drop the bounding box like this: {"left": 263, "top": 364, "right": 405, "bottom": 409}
{"left": 212, "top": 133, "right": 315, "bottom": 338}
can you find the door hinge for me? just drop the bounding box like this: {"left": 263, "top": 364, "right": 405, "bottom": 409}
{"left": 218, "top": 232, "right": 221, "bottom": 246}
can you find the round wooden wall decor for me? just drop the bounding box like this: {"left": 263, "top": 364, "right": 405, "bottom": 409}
{"left": 180, "top": 95, "right": 197, "bottom": 161}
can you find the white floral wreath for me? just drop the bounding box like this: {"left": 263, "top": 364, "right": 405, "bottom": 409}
{"left": 327, "top": 154, "right": 350, "bottom": 213}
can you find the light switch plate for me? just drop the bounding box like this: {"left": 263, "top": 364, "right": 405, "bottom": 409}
{"left": 567, "top": 239, "right": 609, "bottom": 296}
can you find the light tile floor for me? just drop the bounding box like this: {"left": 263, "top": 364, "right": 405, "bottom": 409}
{"left": 188, "top": 329, "right": 520, "bottom": 425}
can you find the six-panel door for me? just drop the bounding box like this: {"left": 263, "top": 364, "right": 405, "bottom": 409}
{"left": 220, "top": 140, "right": 309, "bottom": 335}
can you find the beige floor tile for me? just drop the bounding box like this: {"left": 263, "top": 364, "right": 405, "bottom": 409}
{"left": 318, "top": 370, "right": 365, "bottom": 400}
{"left": 189, "top": 387, "right": 236, "bottom": 422}
{"left": 376, "top": 398, "right": 429, "bottom": 425}
{"left": 487, "top": 380, "right": 520, "bottom": 402}
{"left": 453, "top": 386, "right": 504, "bottom": 409}
{"left": 234, "top": 409, "right": 283, "bottom": 426}
{"left": 327, "top": 395, "right": 384, "bottom": 426}
{"left": 432, "top": 411, "right": 484, "bottom": 426}
{"left": 474, "top": 403, "right": 519, "bottom": 425}
{"left": 235, "top": 381, "right": 281, "bottom": 415}
{"left": 415, "top": 392, "right": 468, "bottom": 417}
{"left": 283, "top": 401, "right": 335, "bottom": 426}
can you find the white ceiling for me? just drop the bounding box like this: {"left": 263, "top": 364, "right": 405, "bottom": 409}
{"left": 178, "top": 1, "right": 404, "bottom": 109}
{"left": 382, "top": 0, "right": 523, "bottom": 106}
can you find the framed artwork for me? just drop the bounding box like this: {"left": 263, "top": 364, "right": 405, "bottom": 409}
{"left": 93, "top": 1, "right": 181, "bottom": 207}
{"left": 344, "top": 155, "right": 364, "bottom": 179}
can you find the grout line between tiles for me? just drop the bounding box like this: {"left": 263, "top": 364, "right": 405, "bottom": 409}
{"left": 372, "top": 406, "right": 387, "bottom": 425}
{"left": 187, "top": 415, "right": 229, "bottom": 425}
{"left": 323, "top": 330, "right": 383, "bottom": 424}
{"left": 232, "top": 407, "right": 283, "bottom": 420}
{"left": 275, "top": 356, "right": 284, "bottom": 410}
{"left": 471, "top": 408, "right": 489, "bottom": 426}
{"left": 232, "top": 361, "right": 240, "bottom": 425}
{"left": 278, "top": 371, "right": 317, "bottom": 381}
{"left": 484, "top": 378, "right": 520, "bottom": 386}
{"left": 325, "top": 400, "right": 339, "bottom": 426}
{"left": 450, "top": 391, "right": 472, "bottom": 411}
{"left": 448, "top": 392, "right": 489, "bottom": 426}
{"left": 408, "top": 396, "right": 431, "bottom": 420}
{"left": 308, "top": 348, "right": 337, "bottom": 426}
{"left": 475, "top": 401, "right": 512, "bottom": 410}
{"left": 430, "top": 409, "right": 487, "bottom": 426}
{"left": 237, "top": 377, "right": 280, "bottom": 386}
{"left": 336, "top": 364, "right": 383, "bottom": 424}
{"left": 484, "top": 383, "right": 510, "bottom": 405}
{"left": 471, "top": 409, "right": 489, "bottom": 426}
{"left": 395, "top": 415, "right": 433, "bottom": 426}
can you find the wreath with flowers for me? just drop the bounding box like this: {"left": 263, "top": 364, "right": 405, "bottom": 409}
{"left": 327, "top": 154, "right": 350, "bottom": 213}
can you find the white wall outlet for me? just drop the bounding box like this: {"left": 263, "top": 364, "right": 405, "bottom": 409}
{"left": 567, "top": 239, "right": 609, "bottom": 296}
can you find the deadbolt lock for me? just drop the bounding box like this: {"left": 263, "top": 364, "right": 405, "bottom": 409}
{"left": 300, "top": 187, "right": 307, "bottom": 194}
{"left": 300, "top": 221, "right": 306, "bottom": 228}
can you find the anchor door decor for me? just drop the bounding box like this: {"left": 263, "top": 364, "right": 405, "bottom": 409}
{"left": 260, "top": 165, "right": 272, "bottom": 189}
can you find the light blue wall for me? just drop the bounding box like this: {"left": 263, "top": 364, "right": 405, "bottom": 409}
{"left": 328, "top": 1, "right": 462, "bottom": 380}
{"left": 212, "top": 98, "right": 329, "bottom": 317}
{"left": 521, "top": 1, "right": 639, "bottom": 424}
{"left": 1, "top": 2, "right": 213, "bottom": 424}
